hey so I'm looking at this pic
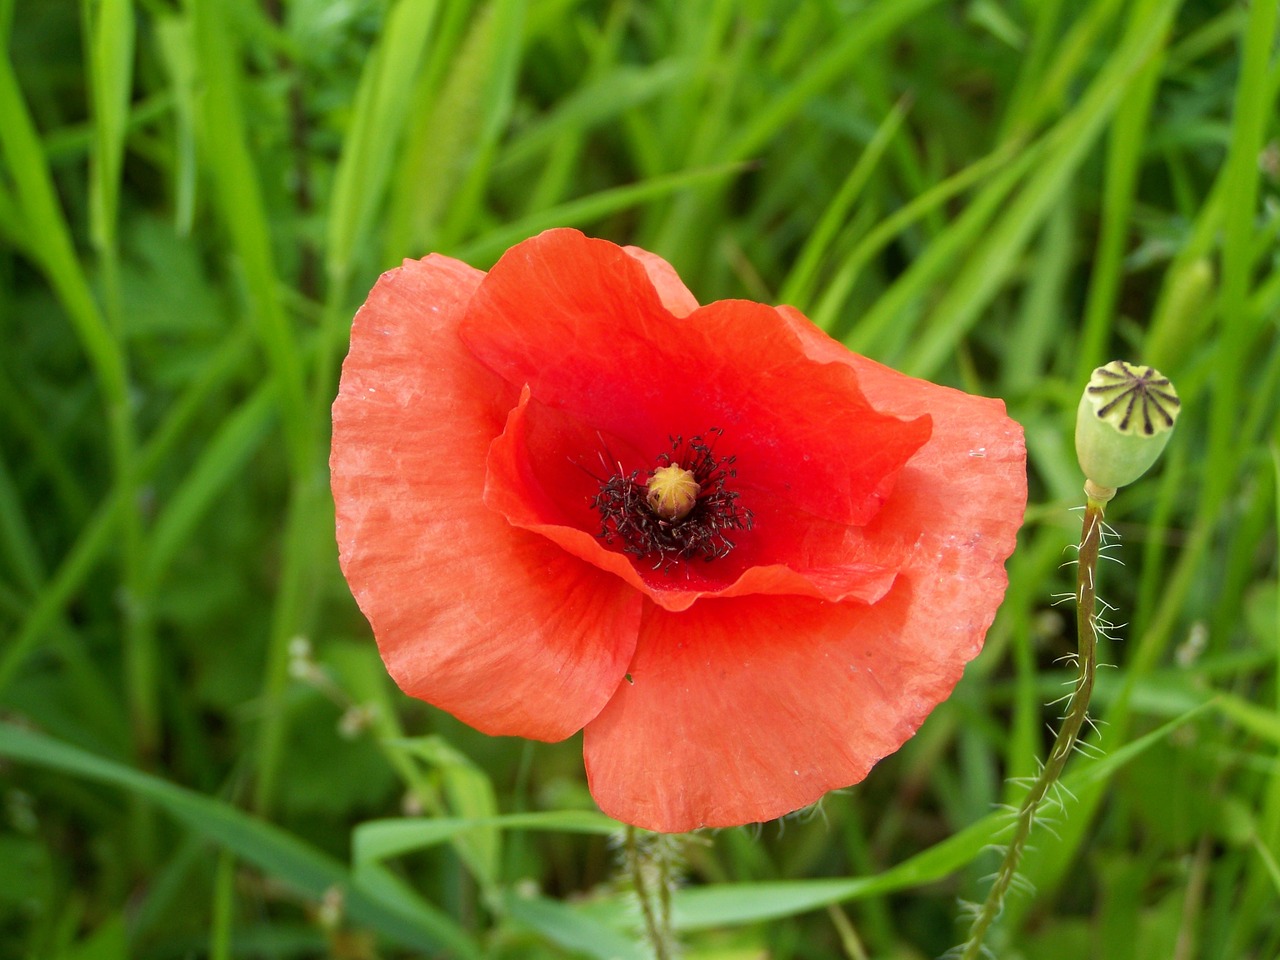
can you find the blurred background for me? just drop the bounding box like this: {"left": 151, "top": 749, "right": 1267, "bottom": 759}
{"left": 2, "top": 0, "right": 1278, "bottom": 957}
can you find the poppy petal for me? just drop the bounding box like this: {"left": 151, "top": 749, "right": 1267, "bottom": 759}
{"left": 583, "top": 589, "right": 959, "bottom": 832}
{"left": 331, "top": 255, "right": 642, "bottom": 742}
{"left": 459, "top": 229, "right": 932, "bottom": 530}
{"left": 775, "top": 305, "right": 1027, "bottom": 576}
{"left": 622, "top": 245, "right": 699, "bottom": 317}
{"left": 483, "top": 386, "right": 900, "bottom": 612}
{"left": 582, "top": 324, "right": 1026, "bottom": 831}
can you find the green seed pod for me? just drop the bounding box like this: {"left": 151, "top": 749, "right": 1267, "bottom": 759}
{"left": 1075, "top": 361, "right": 1180, "bottom": 496}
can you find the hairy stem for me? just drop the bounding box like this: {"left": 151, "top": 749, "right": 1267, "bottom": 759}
{"left": 626, "top": 825, "right": 676, "bottom": 960}
{"left": 961, "top": 494, "right": 1106, "bottom": 958}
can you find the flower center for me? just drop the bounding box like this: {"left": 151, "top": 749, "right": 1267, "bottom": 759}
{"left": 646, "top": 465, "right": 700, "bottom": 520}
{"left": 591, "top": 429, "right": 752, "bottom": 568}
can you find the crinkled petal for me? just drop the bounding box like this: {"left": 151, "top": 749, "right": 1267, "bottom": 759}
{"left": 483, "top": 387, "right": 899, "bottom": 612}
{"left": 331, "top": 255, "right": 642, "bottom": 742}
{"left": 623, "top": 245, "right": 699, "bottom": 317}
{"left": 584, "top": 586, "right": 966, "bottom": 832}
{"left": 584, "top": 312, "right": 1027, "bottom": 831}
{"left": 460, "top": 229, "right": 932, "bottom": 530}
{"left": 775, "top": 305, "right": 1027, "bottom": 579}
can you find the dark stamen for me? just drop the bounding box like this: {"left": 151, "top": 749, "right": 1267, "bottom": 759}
{"left": 591, "top": 428, "right": 752, "bottom": 570}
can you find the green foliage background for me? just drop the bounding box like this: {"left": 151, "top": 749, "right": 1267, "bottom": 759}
{"left": 1, "top": 0, "right": 1278, "bottom": 957}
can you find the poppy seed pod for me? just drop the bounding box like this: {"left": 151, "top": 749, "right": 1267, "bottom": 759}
{"left": 1075, "top": 361, "right": 1179, "bottom": 497}
{"left": 645, "top": 465, "right": 701, "bottom": 521}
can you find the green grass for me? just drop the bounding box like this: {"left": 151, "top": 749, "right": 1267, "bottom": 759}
{"left": 2, "top": 0, "right": 1278, "bottom": 957}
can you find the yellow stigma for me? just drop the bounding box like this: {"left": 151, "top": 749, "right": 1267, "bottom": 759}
{"left": 646, "top": 465, "right": 700, "bottom": 521}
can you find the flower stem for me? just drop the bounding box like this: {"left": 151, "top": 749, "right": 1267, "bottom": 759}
{"left": 625, "top": 825, "right": 676, "bottom": 960}
{"left": 960, "top": 494, "right": 1107, "bottom": 958}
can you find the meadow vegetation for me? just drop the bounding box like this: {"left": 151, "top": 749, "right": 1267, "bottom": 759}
{"left": 1, "top": 0, "right": 1278, "bottom": 957}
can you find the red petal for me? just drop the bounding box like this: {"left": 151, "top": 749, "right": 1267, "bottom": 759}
{"left": 460, "top": 229, "right": 931, "bottom": 530}
{"left": 775, "top": 305, "right": 1027, "bottom": 579}
{"left": 331, "top": 255, "right": 642, "bottom": 741}
{"left": 584, "top": 311, "right": 1027, "bottom": 831}
{"left": 623, "top": 245, "right": 699, "bottom": 317}
{"left": 584, "top": 589, "right": 973, "bottom": 832}
{"left": 483, "top": 387, "right": 899, "bottom": 612}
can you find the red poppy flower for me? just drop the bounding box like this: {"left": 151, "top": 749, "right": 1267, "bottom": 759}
{"left": 331, "top": 229, "right": 1026, "bottom": 833}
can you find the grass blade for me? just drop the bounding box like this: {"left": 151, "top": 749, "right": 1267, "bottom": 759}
{"left": 0, "top": 722, "right": 481, "bottom": 959}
